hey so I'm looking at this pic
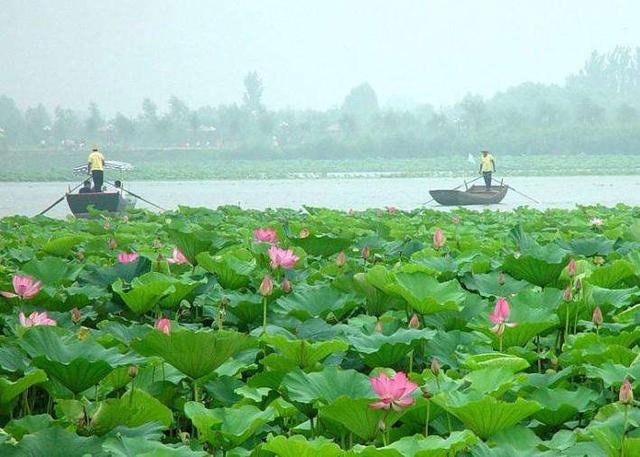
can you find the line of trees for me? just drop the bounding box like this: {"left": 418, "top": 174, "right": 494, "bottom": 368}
{"left": 1, "top": 47, "right": 640, "bottom": 159}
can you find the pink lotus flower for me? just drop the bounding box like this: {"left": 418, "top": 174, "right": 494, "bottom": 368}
{"left": 567, "top": 258, "right": 577, "bottom": 277}
{"left": 259, "top": 275, "right": 274, "bottom": 296}
{"left": 432, "top": 229, "right": 446, "bottom": 249}
{"left": 167, "top": 248, "right": 189, "bottom": 265}
{"left": 267, "top": 246, "right": 299, "bottom": 270}
{"left": 592, "top": 306, "right": 603, "bottom": 327}
{"left": 369, "top": 372, "right": 418, "bottom": 411}
{"left": 619, "top": 378, "right": 634, "bottom": 404}
{"left": 154, "top": 317, "right": 171, "bottom": 335}
{"left": 19, "top": 311, "right": 56, "bottom": 327}
{"left": 563, "top": 286, "right": 573, "bottom": 302}
{"left": 336, "top": 251, "right": 347, "bottom": 267}
{"left": 489, "top": 297, "right": 516, "bottom": 336}
{"left": 71, "top": 307, "right": 82, "bottom": 324}
{"left": 1, "top": 275, "right": 42, "bottom": 300}
{"left": 361, "top": 245, "right": 370, "bottom": 260}
{"left": 590, "top": 217, "right": 604, "bottom": 227}
{"left": 387, "top": 206, "right": 397, "bottom": 214}
{"left": 118, "top": 252, "right": 139, "bottom": 264}
{"left": 254, "top": 228, "right": 278, "bottom": 244}
{"left": 408, "top": 313, "right": 420, "bottom": 329}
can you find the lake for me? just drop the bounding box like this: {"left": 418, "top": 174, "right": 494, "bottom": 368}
{"left": 2, "top": 175, "right": 640, "bottom": 218}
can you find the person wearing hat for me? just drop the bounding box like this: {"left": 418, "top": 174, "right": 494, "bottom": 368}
{"left": 479, "top": 150, "right": 496, "bottom": 191}
{"left": 87, "top": 147, "right": 105, "bottom": 192}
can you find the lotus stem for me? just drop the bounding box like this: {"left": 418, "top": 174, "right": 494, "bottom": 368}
{"left": 262, "top": 297, "right": 268, "bottom": 335}
{"left": 622, "top": 404, "right": 629, "bottom": 457}
{"left": 192, "top": 379, "right": 200, "bottom": 402}
{"left": 564, "top": 306, "right": 570, "bottom": 343}
{"left": 128, "top": 380, "right": 135, "bottom": 407}
{"left": 408, "top": 350, "right": 414, "bottom": 374}
{"left": 499, "top": 335, "right": 503, "bottom": 353}
{"left": 425, "top": 401, "right": 430, "bottom": 437}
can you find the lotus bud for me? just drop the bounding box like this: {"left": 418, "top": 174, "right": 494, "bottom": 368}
{"left": 281, "top": 278, "right": 292, "bottom": 293}
{"left": 259, "top": 275, "right": 273, "bottom": 297}
{"left": 377, "top": 419, "right": 386, "bottom": 431}
{"left": 593, "top": 256, "right": 605, "bottom": 265}
{"left": 619, "top": 378, "right": 634, "bottom": 404}
{"left": 76, "top": 249, "right": 85, "bottom": 261}
{"left": 567, "top": 258, "right": 577, "bottom": 277}
{"left": 153, "top": 239, "right": 162, "bottom": 250}
{"left": 107, "top": 238, "right": 118, "bottom": 250}
{"left": 574, "top": 277, "right": 582, "bottom": 290}
{"left": 336, "top": 251, "right": 347, "bottom": 267}
{"left": 122, "top": 215, "right": 129, "bottom": 224}
{"left": 592, "top": 306, "right": 603, "bottom": 327}
{"left": 299, "top": 228, "right": 310, "bottom": 239}
{"left": 154, "top": 317, "right": 171, "bottom": 335}
{"left": 70, "top": 307, "right": 81, "bottom": 324}
{"left": 452, "top": 215, "right": 460, "bottom": 225}
{"left": 421, "top": 386, "right": 432, "bottom": 399}
{"left": 387, "top": 206, "right": 397, "bottom": 214}
{"left": 374, "top": 320, "right": 383, "bottom": 333}
{"left": 103, "top": 221, "right": 112, "bottom": 231}
{"left": 348, "top": 208, "right": 355, "bottom": 216}
{"left": 431, "top": 357, "right": 441, "bottom": 377}
{"left": 408, "top": 313, "right": 421, "bottom": 329}
{"left": 563, "top": 286, "right": 573, "bottom": 302}
{"left": 497, "top": 272, "right": 505, "bottom": 286}
{"left": 361, "top": 245, "right": 370, "bottom": 260}
{"left": 128, "top": 365, "right": 138, "bottom": 378}
{"left": 432, "top": 228, "right": 445, "bottom": 249}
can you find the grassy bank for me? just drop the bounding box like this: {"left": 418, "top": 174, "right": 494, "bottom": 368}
{"left": 2, "top": 148, "right": 640, "bottom": 181}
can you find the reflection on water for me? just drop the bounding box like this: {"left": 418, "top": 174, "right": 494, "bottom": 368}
{"left": 1, "top": 175, "right": 640, "bottom": 218}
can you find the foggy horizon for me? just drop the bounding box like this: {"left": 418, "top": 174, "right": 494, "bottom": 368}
{"left": 2, "top": 0, "right": 640, "bottom": 116}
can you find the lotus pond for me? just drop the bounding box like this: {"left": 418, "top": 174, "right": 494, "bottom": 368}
{"left": 0, "top": 205, "right": 639, "bottom": 456}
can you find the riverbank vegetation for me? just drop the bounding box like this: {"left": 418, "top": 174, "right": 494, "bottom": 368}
{"left": 0, "top": 205, "right": 638, "bottom": 454}
{"left": 1, "top": 46, "right": 640, "bottom": 167}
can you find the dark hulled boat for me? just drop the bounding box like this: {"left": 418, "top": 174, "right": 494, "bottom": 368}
{"left": 66, "top": 191, "right": 135, "bottom": 217}
{"left": 429, "top": 185, "right": 508, "bottom": 206}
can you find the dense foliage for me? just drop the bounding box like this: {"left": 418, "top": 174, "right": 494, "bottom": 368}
{"left": 0, "top": 204, "right": 639, "bottom": 455}
{"left": 2, "top": 47, "right": 640, "bottom": 159}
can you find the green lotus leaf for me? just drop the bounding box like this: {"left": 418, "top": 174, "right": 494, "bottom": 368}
{"left": 291, "top": 235, "right": 352, "bottom": 257}
{"left": 588, "top": 260, "right": 637, "bottom": 289}
{"left": 464, "top": 367, "right": 525, "bottom": 396}
{"left": 81, "top": 256, "right": 152, "bottom": 287}
{"left": 387, "top": 271, "right": 466, "bottom": 314}
{"left": 112, "top": 272, "right": 176, "bottom": 314}
{"left": 184, "top": 402, "right": 276, "bottom": 448}
{"left": 433, "top": 393, "right": 541, "bottom": 440}
{"left": 560, "top": 331, "right": 640, "bottom": 366}
{"left": 0, "top": 345, "right": 30, "bottom": 373}
{"left": 273, "top": 284, "right": 360, "bottom": 320}
{"left": 90, "top": 388, "right": 173, "bottom": 435}
{"left": 262, "top": 334, "right": 348, "bottom": 370}
{"left": 531, "top": 386, "right": 599, "bottom": 426}
{"left": 41, "top": 235, "right": 85, "bottom": 257}
{"left": 353, "top": 430, "right": 479, "bottom": 457}
{"left": 556, "top": 237, "right": 615, "bottom": 257}
{"left": 19, "top": 326, "right": 140, "bottom": 394}
{"left": 502, "top": 254, "right": 565, "bottom": 288}
{"left": 0, "top": 427, "right": 105, "bottom": 457}
{"left": 0, "top": 370, "right": 48, "bottom": 405}
{"left": 462, "top": 272, "right": 531, "bottom": 298}
{"left": 262, "top": 434, "right": 345, "bottom": 457}
{"left": 160, "top": 276, "right": 206, "bottom": 309}
{"left": 588, "top": 403, "right": 640, "bottom": 457}
{"left": 196, "top": 248, "right": 256, "bottom": 289}
{"left": 102, "top": 435, "right": 208, "bottom": 457}
{"left": 21, "top": 256, "right": 82, "bottom": 286}
{"left": 167, "top": 225, "right": 221, "bottom": 265}
{"left": 3, "top": 414, "right": 56, "bottom": 441}
{"left": 352, "top": 272, "right": 392, "bottom": 317}
{"left": 132, "top": 327, "right": 256, "bottom": 380}
{"left": 614, "top": 303, "right": 640, "bottom": 323}
{"left": 346, "top": 328, "right": 435, "bottom": 367}
{"left": 584, "top": 362, "right": 640, "bottom": 388}
{"left": 63, "top": 284, "right": 111, "bottom": 309}
{"left": 318, "top": 396, "right": 403, "bottom": 441}
{"left": 463, "top": 353, "right": 529, "bottom": 373}
{"left": 282, "top": 367, "right": 373, "bottom": 404}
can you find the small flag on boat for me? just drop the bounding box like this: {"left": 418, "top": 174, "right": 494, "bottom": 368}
{"left": 467, "top": 153, "right": 476, "bottom": 164}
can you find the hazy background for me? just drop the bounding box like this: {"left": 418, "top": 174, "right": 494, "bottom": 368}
{"left": 2, "top": 0, "right": 640, "bottom": 114}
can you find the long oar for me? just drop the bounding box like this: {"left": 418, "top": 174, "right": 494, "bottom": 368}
{"left": 493, "top": 178, "right": 540, "bottom": 204}
{"left": 107, "top": 181, "right": 167, "bottom": 212}
{"left": 422, "top": 175, "right": 482, "bottom": 205}
{"left": 38, "top": 182, "right": 84, "bottom": 216}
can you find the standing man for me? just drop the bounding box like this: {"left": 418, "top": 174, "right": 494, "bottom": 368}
{"left": 87, "top": 146, "right": 105, "bottom": 192}
{"left": 479, "top": 150, "right": 496, "bottom": 191}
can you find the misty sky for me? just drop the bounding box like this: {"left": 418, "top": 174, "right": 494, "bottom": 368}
{"left": 2, "top": 0, "right": 640, "bottom": 116}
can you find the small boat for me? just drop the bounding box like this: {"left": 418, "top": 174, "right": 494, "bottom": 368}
{"left": 66, "top": 191, "right": 136, "bottom": 217}
{"left": 429, "top": 184, "right": 509, "bottom": 206}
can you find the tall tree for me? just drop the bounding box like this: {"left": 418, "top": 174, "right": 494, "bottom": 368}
{"left": 243, "top": 71, "right": 264, "bottom": 112}
{"left": 85, "top": 102, "right": 104, "bottom": 139}
{"left": 342, "top": 83, "right": 379, "bottom": 121}
{"left": 0, "top": 95, "right": 26, "bottom": 143}
{"left": 24, "top": 104, "right": 51, "bottom": 143}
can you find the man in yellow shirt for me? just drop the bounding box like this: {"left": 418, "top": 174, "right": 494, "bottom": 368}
{"left": 87, "top": 147, "right": 105, "bottom": 192}
{"left": 479, "top": 150, "right": 496, "bottom": 191}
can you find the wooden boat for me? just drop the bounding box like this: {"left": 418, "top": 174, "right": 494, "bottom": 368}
{"left": 66, "top": 191, "right": 135, "bottom": 217}
{"left": 429, "top": 185, "right": 508, "bottom": 206}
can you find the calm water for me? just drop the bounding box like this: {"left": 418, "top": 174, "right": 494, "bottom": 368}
{"left": 2, "top": 175, "right": 640, "bottom": 218}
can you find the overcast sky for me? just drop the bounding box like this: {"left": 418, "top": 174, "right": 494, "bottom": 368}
{"left": 1, "top": 0, "right": 639, "bottom": 116}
